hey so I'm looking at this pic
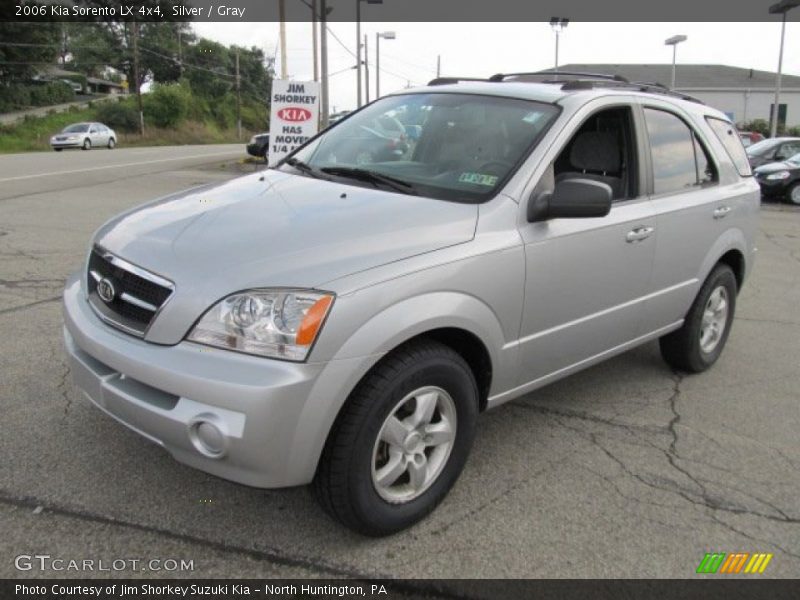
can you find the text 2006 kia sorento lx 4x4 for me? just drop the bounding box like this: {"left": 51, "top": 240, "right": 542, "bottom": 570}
{"left": 63, "top": 72, "right": 759, "bottom": 535}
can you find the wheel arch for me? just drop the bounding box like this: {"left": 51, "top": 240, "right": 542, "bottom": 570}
{"left": 697, "top": 229, "right": 749, "bottom": 293}
{"left": 285, "top": 292, "right": 510, "bottom": 484}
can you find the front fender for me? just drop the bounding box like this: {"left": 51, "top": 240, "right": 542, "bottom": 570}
{"left": 283, "top": 291, "right": 516, "bottom": 485}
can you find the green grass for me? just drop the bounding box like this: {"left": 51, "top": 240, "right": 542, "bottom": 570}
{"left": 0, "top": 106, "right": 96, "bottom": 153}
{"left": 0, "top": 107, "right": 254, "bottom": 154}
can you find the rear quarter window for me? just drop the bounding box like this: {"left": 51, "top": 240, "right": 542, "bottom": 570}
{"left": 706, "top": 117, "right": 752, "bottom": 177}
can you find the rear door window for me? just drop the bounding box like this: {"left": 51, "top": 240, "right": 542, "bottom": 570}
{"left": 706, "top": 117, "right": 752, "bottom": 177}
{"left": 644, "top": 108, "right": 699, "bottom": 195}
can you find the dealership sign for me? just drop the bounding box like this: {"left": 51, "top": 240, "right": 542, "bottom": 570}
{"left": 268, "top": 80, "right": 320, "bottom": 166}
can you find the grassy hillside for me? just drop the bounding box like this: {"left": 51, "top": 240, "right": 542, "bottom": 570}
{"left": 0, "top": 84, "right": 268, "bottom": 154}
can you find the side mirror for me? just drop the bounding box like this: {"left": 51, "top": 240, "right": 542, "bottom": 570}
{"left": 528, "top": 178, "right": 613, "bottom": 222}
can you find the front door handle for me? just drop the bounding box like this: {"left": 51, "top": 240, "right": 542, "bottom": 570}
{"left": 626, "top": 226, "right": 654, "bottom": 243}
{"left": 713, "top": 206, "right": 731, "bottom": 219}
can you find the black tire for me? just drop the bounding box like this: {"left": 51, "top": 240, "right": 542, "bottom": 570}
{"left": 82, "top": 138, "right": 91, "bottom": 150}
{"left": 313, "top": 338, "right": 479, "bottom": 536}
{"left": 54, "top": 148, "right": 62, "bottom": 152}
{"left": 108, "top": 137, "right": 116, "bottom": 149}
{"left": 787, "top": 181, "right": 800, "bottom": 206}
{"left": 660, "top": 263, "right": 737, "bottom": 373}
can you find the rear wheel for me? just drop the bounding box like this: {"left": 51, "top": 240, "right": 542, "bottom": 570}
{"left": 107, "top": 137, "right": 116, "bottom": 149}
{"left": 82, "top": 138, "right": 91, "bottom": 151}
{"left": 53, "top": 148, "right": 62, "bottom": 152}
{"left": 313, "top": 339, "right": 478, "bottom": 536}
{"left": 660, "top": 264, "right": 737, "bottom": 373}
{"left": 788, "top": 182, "right": 800, "bottom": 206}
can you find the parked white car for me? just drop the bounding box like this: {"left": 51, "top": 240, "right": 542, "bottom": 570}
{"left": 51, "top": 122, "right": 116, "bottom": 151}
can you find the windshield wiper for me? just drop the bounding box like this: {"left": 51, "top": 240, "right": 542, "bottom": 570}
{"left": 283, "top": 157, "right": 327, "bottom": 179}
{"left": 319, "top": 167, "right": 419, "bottom": 195}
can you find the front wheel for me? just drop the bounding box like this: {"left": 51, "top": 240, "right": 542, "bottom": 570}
{"left": 313, "top": 339, "right": 478, "bottom": 536}
{"left": 660, "top": 264, "right": 737, "bottom": 373}
{"left": 82, "top": 138, "right": 91, "bottom": 150}
{"left": 787, "top": 182, "right": 800, "bottom": 206}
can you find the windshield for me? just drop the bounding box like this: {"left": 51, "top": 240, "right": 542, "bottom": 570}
{"left": 746, "top": 138, "right": 781, "bottom": 157}
{"left": 285, "top": 93, "right": 559, "bottom": 202}
{"left": 62, "top": 124, "right": 89, "bottom": 133}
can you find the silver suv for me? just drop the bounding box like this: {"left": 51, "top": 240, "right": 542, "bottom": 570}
{"left": 63, "top": 72, "right": 759, "bottom": 535}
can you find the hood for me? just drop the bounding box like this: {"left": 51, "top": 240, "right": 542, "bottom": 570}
{"left": 94, "top": 170, "right": 477, "bottom": 344}
{"left": 753, "top": 160, "right": 796, "bottom": 174}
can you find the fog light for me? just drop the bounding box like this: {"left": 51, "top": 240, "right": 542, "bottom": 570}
{"left": 189, "top": 417, "right": 227, "bottom": 458}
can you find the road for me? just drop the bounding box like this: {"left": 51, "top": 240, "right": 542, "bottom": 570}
{"left": 0, "top": 147, "right": 798, "bottom": 587}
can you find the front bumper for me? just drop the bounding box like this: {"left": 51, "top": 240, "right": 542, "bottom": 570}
{"left": 756, "top": 178, "right": 788, "bottom": 197}
{"left": 246, "top": 143, "right": 266, "bottom": 157}
{"left": 51, "top": 141, "right": 82, "bottom": 148}
{"left": 62, "top": 274, "right": 366, "bottom": 488}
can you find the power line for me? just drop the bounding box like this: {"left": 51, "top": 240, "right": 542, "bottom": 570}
{"left": 325, "top": 25, "right": 357, "bottom": 60}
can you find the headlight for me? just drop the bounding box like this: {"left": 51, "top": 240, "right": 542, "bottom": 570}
{"left": 766, "top": 171, "right": 790, "bottom": 180}
{"left": 187, "top": 289, "right": 334, "bottom": 361}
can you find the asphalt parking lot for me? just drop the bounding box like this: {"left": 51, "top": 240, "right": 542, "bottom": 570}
{"left": 0, "top": 146, "right": 798, "bottom": 584}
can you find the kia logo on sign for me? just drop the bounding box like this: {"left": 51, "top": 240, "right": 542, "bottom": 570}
{"left": 278, "top": 107, "right": 312, "bottom": 122}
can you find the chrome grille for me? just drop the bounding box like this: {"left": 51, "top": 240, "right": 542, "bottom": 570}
{"left": 86, "top": 248, "right": 174, "bottom": 337}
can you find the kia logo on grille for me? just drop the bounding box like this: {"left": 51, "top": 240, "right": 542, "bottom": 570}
{"left": 277, "top": 107, "right": 312, "bottom": 122}
{"left": 97, "top": 278, "right": 116, "bottom": 303}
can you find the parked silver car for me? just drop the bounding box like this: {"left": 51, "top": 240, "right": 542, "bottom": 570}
{"left": 51, "top": 122, "right": 116, "bottom": 151}
{"left": 63, "top": 73, "right": 759, "bottom": 535}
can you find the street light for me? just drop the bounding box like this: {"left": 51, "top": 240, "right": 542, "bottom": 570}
{"left": 356, "top": 0, "right": 383, "bottom": 107}
{"left": 664, "top": 34, "right": 687, "bottom": 90}
{"left": 769, "top": 0, "right": 800, "bottom": 137}
{"left": 549, "top": 17, "right": 569, "bottom": 73}
{"left": 375, "top": 31, "right": 395, "bottom": 98}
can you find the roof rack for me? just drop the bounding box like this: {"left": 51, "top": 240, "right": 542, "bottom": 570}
{"left": 489, "top": 71, "right": 629, "bottom": 83}
{"left": 425, "top": 72, "right": 705, "bottom": 105}
{"left": 427, "top": 77, "right": 489, "bottom": 86}
{"left": 559, "top": 78, "right": 705, "bottom": 104}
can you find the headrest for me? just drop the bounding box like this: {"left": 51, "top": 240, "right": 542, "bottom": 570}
{"left": 570, "top": 131, "right": 620, "bottom": 173}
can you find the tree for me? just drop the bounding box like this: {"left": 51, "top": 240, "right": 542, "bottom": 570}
{"left": 184, "top": 38, "right": 232, "bottom": 98}
{"left": 65, "top": 1, "right": 193, "bottom": 91}
{"left": 0, "top": 22, "right": 61, "bottom": 83}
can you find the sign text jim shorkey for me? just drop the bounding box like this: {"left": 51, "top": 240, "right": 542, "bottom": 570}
{"left": 17, "top": 584, "right": 388, "bottom": 597}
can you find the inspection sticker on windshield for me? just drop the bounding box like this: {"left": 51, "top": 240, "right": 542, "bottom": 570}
{"left": 459, "top": 172, "right": 498, "bottom": 186}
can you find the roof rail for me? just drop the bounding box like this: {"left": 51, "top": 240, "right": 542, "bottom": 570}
{"left": 427, "top": 77, "right": 489, "bottom": 86}
{"left": 424, "top": 72, "right": 705, "bottom": 105}
{"left": 560, "top": 79, "right": 705, "bottom": 104}
{"left": 489, "top": 71, "right": 629, "bottom": 83}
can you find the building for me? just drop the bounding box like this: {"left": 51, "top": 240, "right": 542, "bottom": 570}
{"left": 551, "top": 64, "right": 800, "bottom": 128}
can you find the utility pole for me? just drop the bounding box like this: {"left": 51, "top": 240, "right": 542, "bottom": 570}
{"left": 279, "top": 0, "right": 288, "bottom": 79}
{"left": 356, "top": 0, "right": 362, "bottom": 107}
{"left": 363, "top": 34, "right": 369, "bottom": 103}
{"left": 320, "top": 0, "right": 329, "bottom": 127}
{"left": 312, "top": 0, "right": 319, "bottom": 81}
{"left": 177, "top": 28, "right": 183, "bottom": 77}
{"left": 61, "top": 24, "right": 67, "bottom": 67}
{"left": 132, "top": 21, "right": 144, "bottom": 135}
{"left": 768, "top": 1, "right": 799, "bottom": 138}
{"left": 235, "top": 49, "right": 242, "bottom": 141}
{"left": 437, "top": 55, "right": 440, "bottom": 78}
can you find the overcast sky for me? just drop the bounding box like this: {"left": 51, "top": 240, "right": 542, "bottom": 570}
{"left": 193, "top": 21, "right": 799, "bottom": 113}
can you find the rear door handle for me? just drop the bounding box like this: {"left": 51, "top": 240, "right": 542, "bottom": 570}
{"left": 626, "top": 226, "right": 654, "bottom": 243}
{"left": 713, "top": 206, "right": 731, "bottom": 219}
